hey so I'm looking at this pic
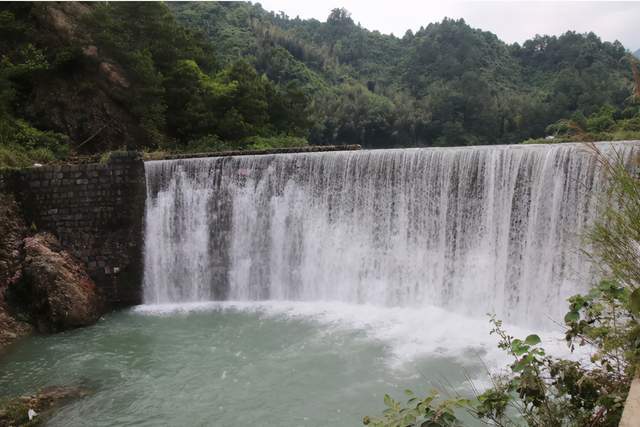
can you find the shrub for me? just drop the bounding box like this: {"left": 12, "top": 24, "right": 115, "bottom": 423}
{"left": 181, "top": 134, "right": 233, "bottom": 153}
{"left": 0, "top": 144, "right": 31, "bottom": 168}
{"left": 243, "top": 135, "right": 308, "bottom": 150}
{"left": 0, "top": 116, "right": 70, "bottom": 169}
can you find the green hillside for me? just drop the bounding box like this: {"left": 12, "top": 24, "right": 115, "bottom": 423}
{"left": 0, "top": 1, "right": 638, "bottom": 167}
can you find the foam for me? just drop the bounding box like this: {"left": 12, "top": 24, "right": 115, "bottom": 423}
{"left": 133, "top": 300, "right": 584, "bottom": 373}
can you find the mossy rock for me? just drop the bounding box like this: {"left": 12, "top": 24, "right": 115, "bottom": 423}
{"left": 0, "top": 385, "right": 92, "bottom": 426}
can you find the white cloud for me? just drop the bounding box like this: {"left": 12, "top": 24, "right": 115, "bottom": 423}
{"left": 256, "top": 0, "right": 640, "bottom": 50}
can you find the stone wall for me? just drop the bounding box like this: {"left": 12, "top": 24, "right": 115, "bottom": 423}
{"left": 2, "top": 152, "right": 146, "bottom": 306}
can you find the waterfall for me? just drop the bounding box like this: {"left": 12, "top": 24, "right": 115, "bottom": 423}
{"left": 142, "top": 142, "right": 638, "bottom": 326}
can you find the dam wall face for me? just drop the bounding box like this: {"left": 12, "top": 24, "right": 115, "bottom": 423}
{"left": 0, "top": 152, "right": 146, "bottom": 306}
{"left": 143, "top": 141, "right": 639, "bottom": 327}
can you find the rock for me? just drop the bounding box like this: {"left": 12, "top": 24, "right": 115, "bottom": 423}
{"left": 0, "top": 194, "right": 31, "bottom": 352}
{"left": 98, "top": 61, "right": 130, "bottom": 88}
{"left": 0, "top": 194, "right": 26, "bottom": 292}
{"left": 20, "top": 233, "right": 102, "bottom": 333}
{"left": 0, "top": 385, "right": 92, "bottom": 427}
{"left": 38, "top": 2, "right": 91, "bottom": 43}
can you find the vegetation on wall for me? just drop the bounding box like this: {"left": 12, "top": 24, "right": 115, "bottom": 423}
{"left": 0, "top": 1, "right": 639, "bottom": 167}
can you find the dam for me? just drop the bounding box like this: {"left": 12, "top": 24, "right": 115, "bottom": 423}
{"left": 142, "top": 142, "right": 636, "bottom": 326}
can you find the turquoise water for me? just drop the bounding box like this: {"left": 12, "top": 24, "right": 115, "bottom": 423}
{"left": 0, "top": 301, "right": 562, "bottom": 426}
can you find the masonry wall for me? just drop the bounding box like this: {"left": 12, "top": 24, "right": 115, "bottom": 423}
{"left": 3, "top": 152, "right": 146, "bottom": 306}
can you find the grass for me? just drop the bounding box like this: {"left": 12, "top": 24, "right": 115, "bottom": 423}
{"left": 0, "top": 144, "right": 59, "bottom": 169}
{"left": 522, "top": 130, "right": 640, "bottom": 145}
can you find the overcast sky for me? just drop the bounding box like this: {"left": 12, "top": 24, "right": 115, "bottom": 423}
{"left": 257, "top": 1, "right": 640, "bottom": 51}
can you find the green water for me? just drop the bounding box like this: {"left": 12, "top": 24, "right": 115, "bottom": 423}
{"left": 0, "top": 302, "right": 506, "bottom": 426}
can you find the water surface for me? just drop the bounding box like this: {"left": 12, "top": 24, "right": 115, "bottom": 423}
{"left": 0, "top": 301, "right": 565, "bottom": 426}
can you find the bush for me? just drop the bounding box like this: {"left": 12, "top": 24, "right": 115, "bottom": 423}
{"left": 0, "top": 144, "right": 31, "bottom": 168}
{"left": 180, "top": 135, "right": 233, "bottom": 153}
{"left": 0, "top": 144, "right": 59, "bottom": 169}
{"left": 537, "top": 106, "right": 640, "bottom": 143}
{"left": 0, "top": 118, "right": 69, "bottom": 168}
{"left": 244, "top": 135, "right": 308, "bottom": 150}
{"left": 362, "top": 391, "right": 467, "bottom": 427}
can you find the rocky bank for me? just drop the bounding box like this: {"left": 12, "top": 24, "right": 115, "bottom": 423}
{"left": 0, "top": 385, "right": 92, "bottom": 426}
{"left": 0, "top": 193, "right": 102, "bottom": 351}
{"left": 0, "top": 194, "right": 31, "bottom": 351}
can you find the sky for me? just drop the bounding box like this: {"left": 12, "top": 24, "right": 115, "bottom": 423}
{"left": 257, "top": 0, "right": 640, "bottom": 52}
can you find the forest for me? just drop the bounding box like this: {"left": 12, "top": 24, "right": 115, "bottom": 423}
{"left": 0, "top": 1, "right": 639, "bottom": 167}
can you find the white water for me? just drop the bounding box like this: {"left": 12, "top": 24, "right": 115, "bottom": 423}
{"left": 142, "top": 142, "right": 638, "bottom": 327}
{"left": 134, "top": 300, "right": 584, "bottom": 373}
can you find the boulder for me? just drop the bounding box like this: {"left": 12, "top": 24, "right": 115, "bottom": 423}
{"left": 20, "top": 233, "right": 102, "bottom": 333}
{"left": 0, "top": 385, "right": 92, "bottom": 426}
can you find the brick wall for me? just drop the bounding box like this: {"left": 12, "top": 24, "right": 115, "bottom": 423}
{"left": 4, "top": 152, "right": 146, "bottom": 306}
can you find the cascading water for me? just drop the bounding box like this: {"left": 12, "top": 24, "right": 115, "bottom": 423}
{"left": 142, "top": 142, "right": 638, "bottom": 326}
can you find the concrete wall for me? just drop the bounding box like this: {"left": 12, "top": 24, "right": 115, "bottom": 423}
{"left": 1, "top": 152, "right": 146, "bottom": 306}
{"left": 620, "top": 372, "right": 640, "bottom": 427}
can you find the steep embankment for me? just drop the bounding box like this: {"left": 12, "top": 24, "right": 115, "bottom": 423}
{"left": 0, "top": 193, "right": 31, "bottom": 349}
{"left": 14, "top": 2, "right": 144, "bottom": 152}
{"left": 2, "top": 2, "right": 315, "bottom": 164}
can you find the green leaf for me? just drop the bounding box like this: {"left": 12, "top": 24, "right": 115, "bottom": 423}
{"left": 512, "top": 359, "right": 528, "bottom": 372}
{"left": 512, "top": 341, "right": 528, "bottom": 356}
{"left": 564, "top": 311, "right": 580, "bottom": 323}
{"left": 630, "top": 288, "right": 640, "bottom": 315}
{"left": 383, "top": 394, "right": 393, "bottom": 408}
{"left": 524, "top": 334, "right": 541, "bottom": 345}
{"left": 404, "top": 389, "right": 414, "bottom": 397}
{"left": 402, "top": 414, "right": 415, "bottom": 425}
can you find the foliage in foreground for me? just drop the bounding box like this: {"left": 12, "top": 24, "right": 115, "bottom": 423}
{"left": 364, "top": 148, "right": 640, "bottom": 426}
